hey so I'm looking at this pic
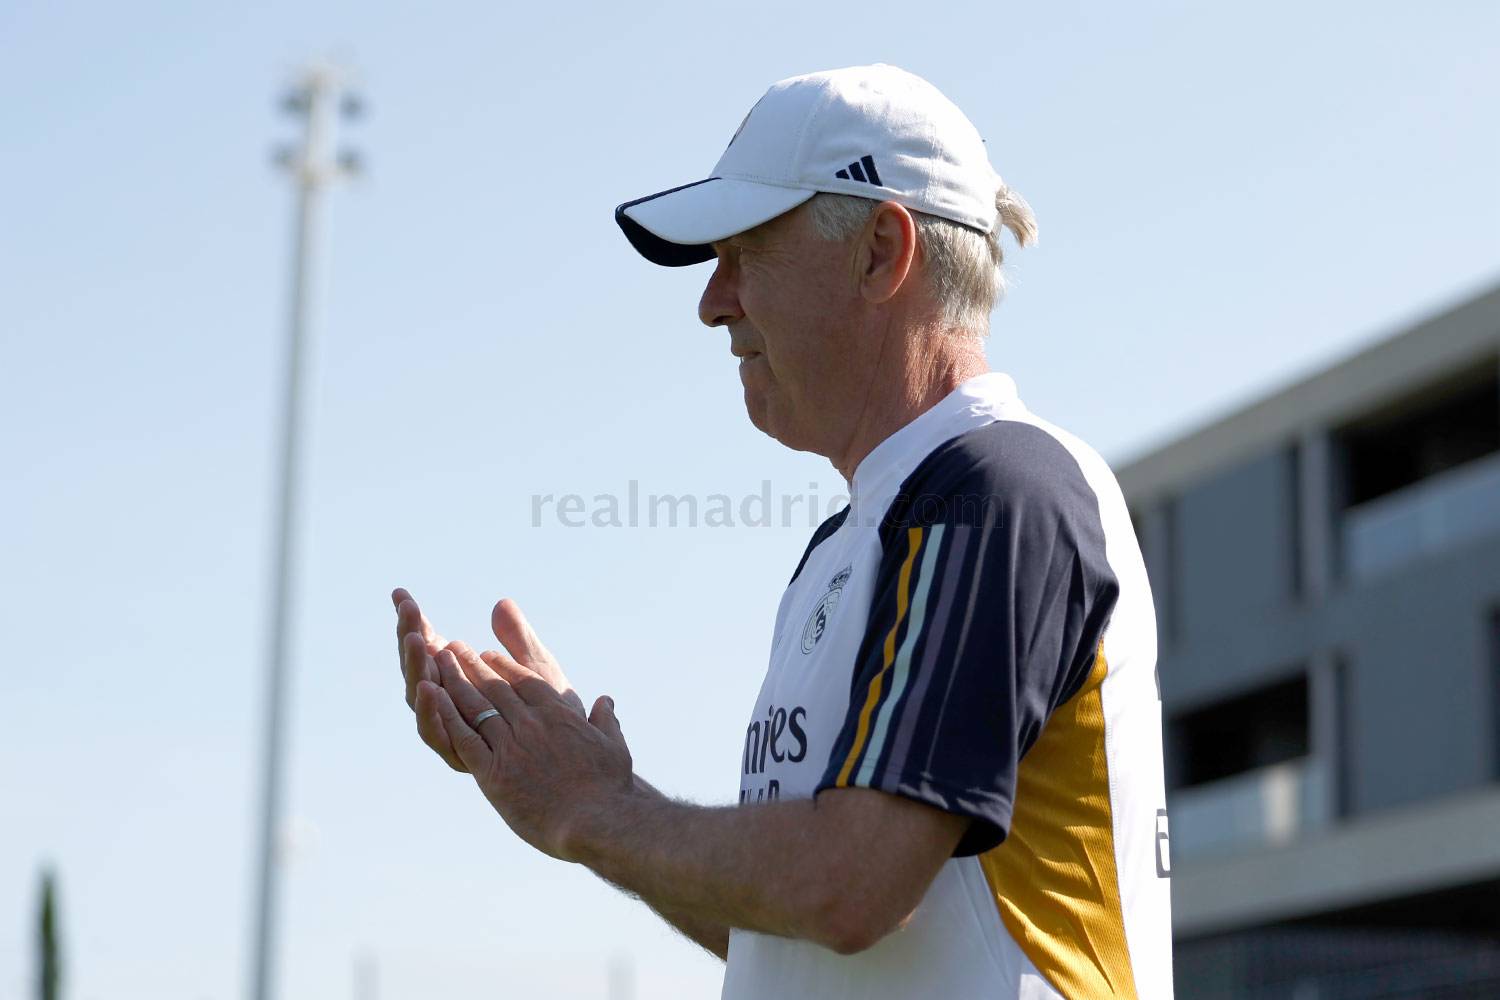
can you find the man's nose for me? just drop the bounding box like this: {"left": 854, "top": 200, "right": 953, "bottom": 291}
{"left": 698, "top": 257, "right": 745, "bottom": 328}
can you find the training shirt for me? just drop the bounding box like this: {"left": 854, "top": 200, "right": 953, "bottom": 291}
{"left": 722, "top": 372, "right": 1173, "bottom": 1000}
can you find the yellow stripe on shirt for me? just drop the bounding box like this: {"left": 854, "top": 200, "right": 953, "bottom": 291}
{"left": 835, "top": 526, "right": 924, "bottom": 786}
{"left": 978, "top": 644, "right": 1138, "bottom": 999}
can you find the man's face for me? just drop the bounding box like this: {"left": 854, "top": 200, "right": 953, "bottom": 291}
{"left": 699, "top": 203, "right": 873, "bottom": 457}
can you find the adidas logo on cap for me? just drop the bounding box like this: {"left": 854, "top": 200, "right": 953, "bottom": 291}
{"left": 834, "top": 155, "right": 883, "bottom": 186}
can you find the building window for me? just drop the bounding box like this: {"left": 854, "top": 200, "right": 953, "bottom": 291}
{"left": 1338, "top": 362, "right": 1499, "bottom": 508}
{"left": 1336, "top": 361, "right": 1500, "bottom": 580}
{"left": 1169, "top": 673, "right": 1310, "bottom": 790}
{"left": 1165, "top": 671, "right": 1334, "bottom": 859}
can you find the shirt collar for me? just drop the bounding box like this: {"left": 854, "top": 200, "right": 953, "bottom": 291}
{"left": 847, "top": 371, "right": 1021, "bottom": 523}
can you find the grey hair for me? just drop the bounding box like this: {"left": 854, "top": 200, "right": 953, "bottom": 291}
{"left": 805, "top": 181, "right": 1038, "bottom": 334}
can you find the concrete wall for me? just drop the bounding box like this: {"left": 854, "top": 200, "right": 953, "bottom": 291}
{"left": 1172, "top": 447, "right": 1300, "bottom": 644}
{"left": 1329, "top": 534, "right": 1500, "bottom": 813}
{"left": 1156, "top": 510, "right": 1500, "bottom": 818}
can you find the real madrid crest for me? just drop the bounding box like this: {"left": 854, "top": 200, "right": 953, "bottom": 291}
{"left": 801, "top": 566, "right": 852, "bottom": 654}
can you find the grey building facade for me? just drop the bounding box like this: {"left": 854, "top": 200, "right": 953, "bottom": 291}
{"left": 1118, "top": 284, "right": 1500, "bottom": 998}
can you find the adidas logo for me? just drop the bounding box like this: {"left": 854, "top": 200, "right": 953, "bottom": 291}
{"left": 834, "top": 155, "right": 883, "bottom": 186}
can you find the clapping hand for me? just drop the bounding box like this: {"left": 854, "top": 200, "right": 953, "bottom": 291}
{"left": 393, "top": 588, "right": 590, "bottom": 766}
{"left": 392, "top": 588, "right": 632, "bottom": 860}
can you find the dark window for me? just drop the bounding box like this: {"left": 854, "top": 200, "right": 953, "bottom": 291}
{"left": 1337, "top": 362, "right": 1500, "bottom": 509}
{"left": 1167, "top": 672, "right": 1309, "bottom": 790}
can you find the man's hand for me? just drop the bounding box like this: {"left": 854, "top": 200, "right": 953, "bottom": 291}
{"left": 393, "top": 588, "right": 464, "bottom": 771}
{"left": 394, "top": 591, "right": 729, "bottom": 956}
{"left": 392, "top": 590, "right": 587, "bottom": 771}
{"left": 416, "top": 641, "right": 632, "bottom": 861}
{"left": 482, "top": 597, "right": 588, "bottom": 718}
{"left": 394, "top": 591, "right": 960, "bottom": 957}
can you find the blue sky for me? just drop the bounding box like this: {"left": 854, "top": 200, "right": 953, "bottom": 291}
{"left": 2, "top": 2, "right": 1497, "bottom": 997}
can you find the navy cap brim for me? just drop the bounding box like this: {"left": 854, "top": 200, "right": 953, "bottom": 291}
{"left": 614, "top": 177, "right": 816, "bottom": 267}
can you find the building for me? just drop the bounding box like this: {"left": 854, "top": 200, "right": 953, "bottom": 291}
{"left": 1117, "top": 283, "right": 1500, "bottom": 999}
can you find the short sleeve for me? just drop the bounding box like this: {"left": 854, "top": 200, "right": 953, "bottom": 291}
{"left": 814, "top": 421, "right": 1120, "bottom": 856}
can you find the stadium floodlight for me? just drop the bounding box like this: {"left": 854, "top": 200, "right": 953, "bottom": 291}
{"left": 248, "top": 60, "right": 364, "bottom": 1000}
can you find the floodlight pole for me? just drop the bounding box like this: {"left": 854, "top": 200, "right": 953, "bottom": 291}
{"left": 249, "top": 62, "right": 361, "bottom": 1000}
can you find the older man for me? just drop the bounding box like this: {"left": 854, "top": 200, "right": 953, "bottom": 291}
{"left": 394, "top": 64, "right": 1173, "bottom": 999}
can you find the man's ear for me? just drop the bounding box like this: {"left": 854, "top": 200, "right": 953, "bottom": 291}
{"left": 855, "top": 201, "right": 918, "bottom": 305}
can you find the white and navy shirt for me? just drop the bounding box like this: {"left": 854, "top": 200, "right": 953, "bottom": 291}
{"left": 723, "top": 372, "right": 1173, "bottom": 1000}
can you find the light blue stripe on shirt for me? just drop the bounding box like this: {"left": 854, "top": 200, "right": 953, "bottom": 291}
{"left": 856, "top": 522, "right": 946, "bottom": 786}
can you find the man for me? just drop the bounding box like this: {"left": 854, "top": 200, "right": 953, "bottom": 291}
{"left": 394, "top": 64, "right": 1173, "bottom": 999}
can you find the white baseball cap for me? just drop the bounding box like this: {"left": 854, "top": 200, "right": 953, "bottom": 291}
{"left": 616, "top": 64, "right": 1004, "bottom": 267}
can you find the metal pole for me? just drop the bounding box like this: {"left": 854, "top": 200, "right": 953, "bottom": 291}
{"left": 354, "top": 951, "right": 378, "bottom": 1000}
{"left": 249, "top": 63, "right": 360, "bottom": 1000}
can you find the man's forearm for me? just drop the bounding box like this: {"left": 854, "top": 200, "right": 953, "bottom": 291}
{"left": 620, "top": 888, "right": 731, "bottom": 960}
{"left": 607, "top": 777, "right": 730, "bottom": 960}
{"left": 568, "top": 784, "right": 851, "bottom": 951}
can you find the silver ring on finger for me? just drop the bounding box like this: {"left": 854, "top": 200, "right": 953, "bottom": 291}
{"left": 472, "top": 707, "right": 501, "bottom": 728}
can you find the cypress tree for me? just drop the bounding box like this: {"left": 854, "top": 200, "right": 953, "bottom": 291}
{"left": 37, "top": 868, "right": 60, "bottom": 1000}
